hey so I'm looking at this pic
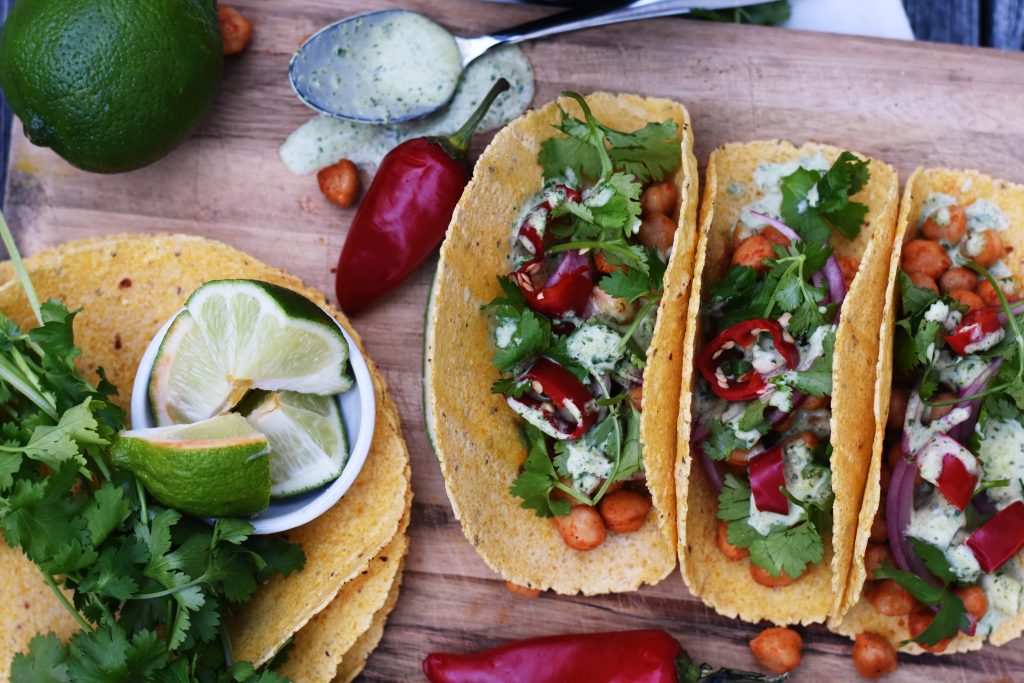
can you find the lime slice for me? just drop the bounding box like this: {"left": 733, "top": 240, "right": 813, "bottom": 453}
{"left": 111, "top": 413, "right": 271, "bottom": 517}
{"left": 246, "top": 391, "right": 349, "bottom": 498}
{"left": 150, "top": 280, "right": 353, "bottom": 426}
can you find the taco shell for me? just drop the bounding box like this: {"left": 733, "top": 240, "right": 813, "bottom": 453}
{"left": 676, "top": 141, "right": 899, "bottom": 625}
{"left": 831, "top": 167, "right": 1024, "bottom": 652}
{"left": 425, "top": 92, "right": 699, "bottom": 594}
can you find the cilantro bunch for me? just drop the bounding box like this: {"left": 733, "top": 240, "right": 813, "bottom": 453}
{"left": 0, "top": 214, "right": 303, "bottom": 682}
{"left": 779, "top": 151, "right": 870, "bottom": 243}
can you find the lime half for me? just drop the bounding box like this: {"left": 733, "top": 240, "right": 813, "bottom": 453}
{"left": 246, "top": 391, "right": 349, "bottom": 497}
{"left": 150, "top": 280, "right": 352, "bottom": 426}
{"left": 111, "top": 413, "right": 271, "bottom": 517}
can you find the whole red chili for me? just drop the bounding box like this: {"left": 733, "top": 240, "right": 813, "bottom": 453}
{"left": 423, "top": 629, "right": 787, "bottom": 683}
{"left": 334, "top": 78, "right": 511, "bottom": 314}
{"left": 697, "top": 319, "right": 799, "bottom": 401}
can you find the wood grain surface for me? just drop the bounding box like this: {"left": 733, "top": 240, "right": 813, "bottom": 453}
{"left": 4, "top": 1, "right": 1024, "bottom": 680}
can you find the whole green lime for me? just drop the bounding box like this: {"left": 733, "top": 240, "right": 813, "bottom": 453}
{"left": 0, "top": 0, "right": 223, "bottom": 173}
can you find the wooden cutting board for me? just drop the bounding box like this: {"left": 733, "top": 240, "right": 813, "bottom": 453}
{"left": 5, "top": 1, "right": 1024, "bottom": 680}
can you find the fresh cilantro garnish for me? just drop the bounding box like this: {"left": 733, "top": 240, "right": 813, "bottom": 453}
{"left": 510, "top": 424, "right": 573, "bottom": 518}
{"left": 898, "top": 270, "right": 939, "bottom": 317}
{"left": 779, "top": 327, "right": 836, "bottom": 397}
{"left": 599, "top": 247, "right": 668, "bottom": 303}
{"left": 874, "top": 556, "right": 969, "bottom": 647}
{"left": 780, "top": 152, "right": 870, "bottom": 242}
{"left": 755, "top": 241, "right": 834, "bottom": 337}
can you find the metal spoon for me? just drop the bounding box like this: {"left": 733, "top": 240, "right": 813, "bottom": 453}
{"left": 290, "top": 0, "right": 771, "bottom": 123}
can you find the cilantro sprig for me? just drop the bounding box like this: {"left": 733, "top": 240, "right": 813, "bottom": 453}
{"left": 780, "top": 151, "right": 870, "bottom": 242}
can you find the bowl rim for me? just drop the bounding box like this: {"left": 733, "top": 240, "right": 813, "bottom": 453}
{"left": 129, "top": 302, "right": 376, "bottom": 535}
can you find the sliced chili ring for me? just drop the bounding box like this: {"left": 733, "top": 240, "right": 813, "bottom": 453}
{"left": 506, "top": 357, "right": 597, "bottom": 441}
{"left": 697, "top": 318, "right": 799, "bottom": 401}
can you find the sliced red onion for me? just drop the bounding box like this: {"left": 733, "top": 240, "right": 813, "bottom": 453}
{"left": 690, "top": 423, "right": 710, "bottom": 443}
{"left": 812, "top": 271, "right": 830, "bottom": 305}
{"left": 973, "top": 491, "right": 999, "bottom": 517}
{"left": 949, "top": 358, "right": 1002, "bottom": 443}
{"left": 547, "top": 249, "right": 592, "bottom": 287}
{"left": 694, "top": 443, "right": 725, "bottom": 494}
{"left": 823, "top": 255, "right": 847, "bottom": 305}
{"left": 887, "top": 457, "right": 941, "bottom": 585}
{"left": 751, "top": 212, "right": 801, "bottom": 242}
{"left": 994, "top": 299, "right": 1024, "bottom": 325}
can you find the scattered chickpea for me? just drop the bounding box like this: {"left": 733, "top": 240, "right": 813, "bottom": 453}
{"left": 954, "top": 585, "right": 988, "bottom": 621}
{"left": 976, "top": 278, "right": 1012, "bottom": 308}
{"left": 966, "top": 229, "right": 1006, "bottom": 268}
{"left": 908, "top": 607, "right": 952, "bottom": 654}
{"left": 760, "top": 226, "right": 792, "bottom": 247}
{"left": 504, "top": 581, "right": 541, "bottom": 598}
{"left": 749, "top": 627, "right": 803, "bottom": 674}
{"left": 907, "top": 271, "right": 939, "bottom": 295}
{"left": 938, "top": 266, "right": 978, "bottom": 293}
{"left": 863, "top": 543, "right": 895, "bottom": 581}
{"left": 749, "top": 562, "right": 799, "bottom": 588}
{"left": 852, "top": 632, "right": 898, "bottom": 679}
{"left": 218, "top": 6, "right": 253, "bottom": 56}
{"left": 949, "top": 289, "right": 985, "bottom": 312}
{"left": 317, "top": 159, "right": 362, "bottom": 208}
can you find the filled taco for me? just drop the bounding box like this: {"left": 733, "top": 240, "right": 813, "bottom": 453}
{"left": 425, "top": 92, "right": 698, "bottom": 594}
{"left": 677, "top": 141, "right": 899, "bottom": 624}
{"left": 834, "top": 167, "right": 1024, "bottom": 654}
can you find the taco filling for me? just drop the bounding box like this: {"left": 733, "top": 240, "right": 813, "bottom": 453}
{"left": 691, "top": 152, "right": 872, "bottom": 586}
{"left": 484, "top": 93, "right": 682, "bottom": 552}
{"left": 864, "top": 193, "right": 1024, "bottom": 652}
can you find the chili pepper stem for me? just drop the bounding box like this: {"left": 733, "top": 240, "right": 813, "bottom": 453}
{"left": 444, "top": 78, "right": 511, "bottom": 158}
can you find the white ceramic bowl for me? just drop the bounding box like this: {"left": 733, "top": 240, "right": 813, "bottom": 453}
{"left": 130, "top": 309, "right": 376, "bottom": 534}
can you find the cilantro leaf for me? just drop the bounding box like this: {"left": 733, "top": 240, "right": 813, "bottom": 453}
{"left": 898, "top": 270, "right": 938, "bottom": 317}
{"left": 598, "top": 249, "right": 667, "bottom": 303}
{"left": 780, "top": 327, "right": 836, "bottom": 397}
{"left": 605, "top": 120, "right": 681, "bottom": 184}
{"left": 755, "top": 242, "right": 834, "bottom": 337}
{"left": 910, "top": 539, "right": 957, "bottom": 584}
{"left": 615, "top": 404, "right": 644, "bottom": 481}
{"left": 83, "top": 483, "right": 131, "bottom": 547}
{"left": 780, "top": 152, "right": 871, "bottom": 242}
{"left": 11, "top": 633, "right": 69, "bottom": 683}
{"left": 703, "top": 419, "right": 749, "bottom": 461}
{"left": 510, "top": 425, "right": 572, "bottom": 518}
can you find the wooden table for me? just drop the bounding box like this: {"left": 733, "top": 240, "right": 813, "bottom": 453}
{"left": 4, "top": 1, "right": 1024, "bottom": 680}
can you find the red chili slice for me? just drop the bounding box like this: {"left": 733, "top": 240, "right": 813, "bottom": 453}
{"left": 935, "top": 453, "right": 979, "bottom": 511}
{"left": 748, "top": 446, "right": 789, "bottom": 515}
{"left": 507, "top": 357, "right": 597, "bottom": 441}
{"left": 943, "top": 308, "right": 1001, "bottom": 356}
{"left": 512, "top": 264, "right": 593, "bottom": 319}
{"left": 697, "top": 319, "right": 799, "bottom": 401}
{"left": 966, "top": 501, "right": 1024, "bottom": 573}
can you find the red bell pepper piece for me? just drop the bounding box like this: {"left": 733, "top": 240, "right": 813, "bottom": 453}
{"left": 748, "top": 446, "right": 789, "bottom": 515}
{"left": 335, "top": 79, "right": 510, "bottom": 315}
{"left": 507, "top": 357, "right": 597, "bottom": 440}
{"left": 935, "top": 453, "right": 978, "bottom": 511}
{"left": 697, "top": 319, "right": 799, "bottom": 401}
{"left": 423, "top": 629, "right": 784, "bottom": 683}
{"left": 943, "top": 308, "right": 1002, "bottom": 356}
{"left": 966, "top": 500, "right": 1024, "bottom": 573}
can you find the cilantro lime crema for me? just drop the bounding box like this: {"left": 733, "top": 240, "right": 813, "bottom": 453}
{"left": 859, "top": 186, "right": 1024, "bottom": 651}
{"left": 483, "top": 93, "right": 681, "bottom": 552}
{"left": 691, "top": 152, "right": 871, "bottom": 584}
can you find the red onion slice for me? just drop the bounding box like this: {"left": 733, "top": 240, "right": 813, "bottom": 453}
{"left": 547, "top": 249, "right": 591, "bottom": 287}
{"left": 886, "top": 457, "right": 941, "bottom": 585}
{"left": 823, "top": 255, "right": 847, "bottom": 305}
{"left": 750, "top": 212, "right": 801, "bottom": 242}
{"left": 694, "top": 442, "right": 725, "bottom": 494}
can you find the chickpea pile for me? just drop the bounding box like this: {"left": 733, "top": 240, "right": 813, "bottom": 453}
{"left": 553, "top": 488, "right": 654, "bottom": 551}
{"left": 901, "top": 203, "right": 1013, "bottom": 309}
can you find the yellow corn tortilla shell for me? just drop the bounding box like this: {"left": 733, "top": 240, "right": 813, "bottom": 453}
{"left": 425, "top": 92, "right": 699, "bottom": 594}
{"left": 0, "top": 234, "right": 411, "bottom": 669}
{"left": 831, "top": 167, "right": 1024, "bottom": 653}
{"left": 677, "top": 140, "right": 898, "bottom": 625}
{"left": 333, "top": 556, "right": 405, "bottom": 683}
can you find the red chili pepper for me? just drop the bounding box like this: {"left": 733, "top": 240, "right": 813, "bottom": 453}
{"left": 512, "top": 262, "right": 593, "bottom": 319}
{"left": 935, "top": 453, "right": 978, "bottom": 511}
{"left": 966, "top": 500, "right": 1024, "bottom": 573}
{"left": 943, "top": 308, "right": 1002, "bottom": 355}
{"left": 748, "top": 446, "right": 789, "bottom": 515}
{"left": 335, "top": 79, "right": 510, "bottom": 314}
{"left": 423, "top": 629, "right": 785, "bottom": 683}
{"left": 507, "top": 357, "right": 597, "bottom": 440}
{"left": 697, "top": 319, "right": 799, "bottom": 401}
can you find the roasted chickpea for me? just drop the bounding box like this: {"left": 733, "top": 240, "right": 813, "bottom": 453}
{"left": 726, "top": 447, "right": 751, "bottom": 468}
{"left": 864, "top": 543, "right": 895, "bottom": 581}
{"left": 637, "top": 213, "right": 676, "bottom": 252}
{"left": 965, "top": 229, "right": 1006, "bottom": 268}
{"left": 716, "top": 520, "right": 749, "bottom": 562}
{"left": 594, "top": 251, "right": 627, "bottom": 274}
{"left": 837, "top": 255, "right": 860, "bottom": 289}
{"left": 950, "top": 289, "right": 985, "bottom": 312}
{"left": 598, "top": 490, "right": 651, "bottom": 533}
{"left": 865, "top": 579, "right": 917, "bottom": 616}
{"left": 803, "top": 395, "right": 830, "bottom": 411}
{"left": 640, "top": 181, "right": 677, "bottom": 217}
{"left": 553, "top": 506, "right": 606, "bottom": 551}
{"left": 939, "top": 266, "right": 978, "bottom": 293}
{"left": 761, "top": 226, "right": 792, "bottom": 247}
{"left": 901, "top": 240, "right": 951, "bottom": 280}
{"left": 869, "top": 512, "right": 888, "bottom": 542}
{"left": 976, "top": 279, "right": 1013, "bottom": 308}
{"left": 749, "top": 563, "right": 799, "bottom": 588}
{"left": 908, "top": 608, "right": 952, "bottom": 654}
{"left": 922, "top": 204, "right": 967, "bottom": 244}
{"left": 923, "top": 392, "right": 958, "bottom": 424}
{"left": 218, "top": 6, "right": 253, "bottom": 56}
{"left": 732, "top": 235, "right": 776, "bottom": 271}
{"left": 852, "top": 632, "right": 898, "bottom": 679}
{"left": 317, "top": 159, "right": 361, "bottom": 208}
{"left": 783, "top": 431, "right": 819, "bottom": 450}
{"left": 954, "top": 585, "right": 989, "bottom": 621}
{"left": 749, "top": 627, "right": 803, "bottom": 674}
{"left": 907, "top": 271, "right": 939, "bottom": 295}
{"left": 628, "top": 385, "right": 643, "bottom": 412}
{"left": 887, "top": 387, "right": 909, "bottom": 431}
{"left": 505, "top": 581, "right": 541, "bottom": 598}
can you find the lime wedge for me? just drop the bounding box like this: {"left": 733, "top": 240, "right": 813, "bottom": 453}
{"left": 246, "top": 391, "right": 349, "bottom": 498}
{"left": 150, "top": 280, "right": 352, "bottom": 426}
{"left": 111, "top": 413, "right": 271, "bottom": 517}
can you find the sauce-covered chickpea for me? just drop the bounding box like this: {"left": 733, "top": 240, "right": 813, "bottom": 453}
{"left": 637, "top": 213, "right": 676, "bottom": 252}
{"left": 964, "top": 229, "right": 1006, "bottom": 268}
{"left": 908, "top": 607, "right": 952, "bottom": 654}
{"left": 939, "top": 266, "right": 978, "bottom": 293}
{"left": 864, "top": 543, "right": 895, "bottom": 581}
{"left": 949, "top": 289, "right": 985, "bottom": 312}
{"left": 749, "top": 563, "right": 799, "bottom": 588}
{"left": 922, "top": 204, "right": 967, "bottom": 244}
{"left": 640, "top": 181, "right": 677, "bottom": 217}
{"left": 907, "top": 271, "right": 939, "bottom": 295}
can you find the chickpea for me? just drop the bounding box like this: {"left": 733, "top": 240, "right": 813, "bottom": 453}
{"left": 865, "top": 579, "right": 917, "bottom": 616}
{"left": 923, "top": 392, "right": 958, "bottom": 424}
{"left": 749, "top": 627, "right": 803, "bottom": 674}
{"left": 803, "top": 395, "right": 830, "bottom": 411}
{"left": 864, "top": 543, "right": 895, "bottom": 581}
{"left": 592, "top": 286, "right": 638, "bottom": 324}
{"left": 761, "top": 226, "right": 792, "bottom": 247}
{"left": 628, "top": 385, "right": 643, "bottom": 412}
{"left": 505, "top": 581, "right": 541, "bottom": 598}
{"left": 869, "top": 512, "right": 888, "bottom": 542}
{"left": 749, "top": 563, "right": 799, "bottom": 588}
{"left": 317, "top": 159, "right": 362, "bottom": 208}
{"left": 637, "top": 213, "right": 676, "bottom": 252}
{"left": 732, "top": 235, "right": 776, "bottom": 271}
{"left": 594, "top": 251, "right": 626, "bottom": 274}
{"left": 886, "top": 387, "right": 908, "bottom": 431}
{"left": 218, "top": 6, "right": 253, "bottom": 56}
{"left": 908, "top": 608, "right": 952, "bottom": 654}
{"left": 901, "top": 240, "right": 951, "bottom": 280}
{"left": 950, "top": 289, "right": 985, "bottom": 312}
{"left": 939, "top": 266, "right": 978, "bottom": 293}
{"left": 907, "top": 271, "right": 939, "bottom": 295}
{"left": 783, "top": 431, "right": 818, "bottom": 450}
{"left": 640, "top": 181, "right": 677, "bottom": 217}
{"left": 597, "top": 490, "right": 652, "bottom": 534}
{"left": 966, "top": 229, "right": 1006, "bottom": 268}
{"left": 716, "top": 520, "right": 749, "bottom": 562}
{"left": 922, "top": 204, "right": 967, "bottom": 244}
{"left": 954, "top": 585, "right": 988, "bottom": 621}
{"left": 726, "top": 447, "right": 751, "bottom": 468}
{"left": 976, "top": 279, "right": 1013, "bottom": 308}
{"left": 553, "top": 506, "right": 606, "bottom": 551}
{"left": 837, "top": 255, "right": 860, "bottom": 289}
{"left": 852, "top": 632, "right": 898, "bottom": 679}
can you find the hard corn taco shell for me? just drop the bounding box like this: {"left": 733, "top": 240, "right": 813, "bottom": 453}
{"left": 831, "top": 167, "right": 1024, "bottom": 653}
{"left": 425, "top": 92, "right": 699, "bottom": 594}
{"left": 332, "top": 556, "right": 405, "bottom": 683}
{"left": 676, "top": 141, "right": 899, "bottom": 625}
{"left": 0, "top": 234, "right": 411, "bottom": 672}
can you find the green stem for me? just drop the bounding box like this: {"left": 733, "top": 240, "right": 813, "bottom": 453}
{"left": 561, "top": 92, "right": 613, "bottom": 180}
{"left": 445, "top": 78, "right": 510, "bottom": 155}
{"left": 548, "top": 240, "right": 640, "bottom": 265}
{"left": 41, "top": 572, "right": 91, "bottom": 631}
{"left": 0, "top": 354, "right": 57, "bottom": 418}
{"left": 616, "top": 296, "right": 660, "bottom": 354}
{"left": 0, "top": 209, "right": 42, "bottom": 326}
